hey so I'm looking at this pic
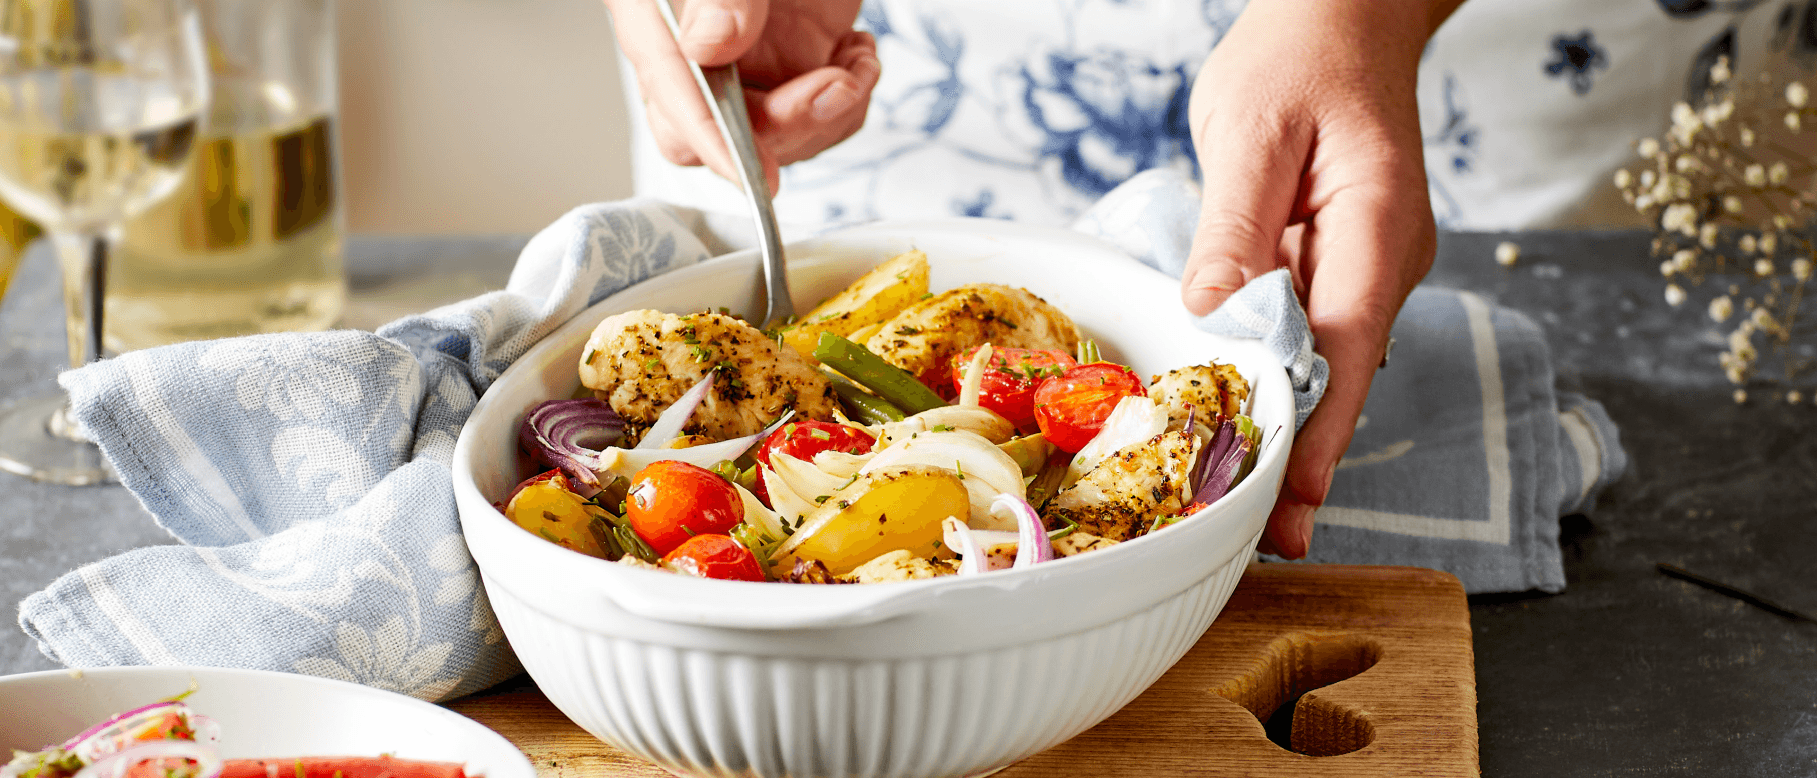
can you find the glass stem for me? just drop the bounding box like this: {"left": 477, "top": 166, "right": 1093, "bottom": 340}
{"left": 51, "top": 229, "right": 107, "bottom": 371}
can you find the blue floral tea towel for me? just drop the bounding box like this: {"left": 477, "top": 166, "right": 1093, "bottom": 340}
{"left": 20, "top": 200, "right": 712, "bottom": 700}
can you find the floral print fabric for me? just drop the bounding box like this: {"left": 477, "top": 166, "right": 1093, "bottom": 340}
{"left": 626, "top": 0, "right": 1809, "bottom": 231}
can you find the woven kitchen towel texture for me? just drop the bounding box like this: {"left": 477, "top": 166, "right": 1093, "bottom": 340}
{"left": 1074, "top": 168, "right": 1627, "bottom": 593}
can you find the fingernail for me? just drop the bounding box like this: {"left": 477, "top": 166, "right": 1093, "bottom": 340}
{"left": 851, "top": 54, "right": 881, "bottom": 84}
{"left": 1182, "top": 264, "right": 1245, "bottom": 316}
{"left": 683, "top": 7, "right": 738, "bottom": 47}
{"left": 811, "top": 81, "right": 862, "bottom": 122}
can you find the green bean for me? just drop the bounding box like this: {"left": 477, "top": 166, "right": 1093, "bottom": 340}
{"left": 824, "top": 372, "right": 907, "bottom": 424}
{"left": 812, "top": 333, "right": 947, "bottom": 414}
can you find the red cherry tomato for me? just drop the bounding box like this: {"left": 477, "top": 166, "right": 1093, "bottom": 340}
{"left": 948, "top": 346, "right": 1078, "bottom": 434}
{"left": 1033, "top": 363, "right": 1147, "bottom": 452}
{"left": 751, "top": 420, "right": 877, "bottom": 505}
{"left": 661, "top": 534, "right": 767, "bottom": 581}
{"left": 625, "top": 461, "right": 744, "bottom": 555}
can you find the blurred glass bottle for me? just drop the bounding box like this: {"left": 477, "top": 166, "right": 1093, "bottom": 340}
{"left": 106, "top": 0, "right": 342, "bottom": 351}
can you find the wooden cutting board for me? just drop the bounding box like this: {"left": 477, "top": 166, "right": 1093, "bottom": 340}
{"left": 446, "top": 564, "right": 1477, "bottom": 777}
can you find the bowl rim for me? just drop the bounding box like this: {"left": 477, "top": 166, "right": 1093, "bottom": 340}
{"left": 0, "top": 664, "right": 537, "bottom": 777}
{"left": 452, "top": 218, "right": 1292, "bottom": 628}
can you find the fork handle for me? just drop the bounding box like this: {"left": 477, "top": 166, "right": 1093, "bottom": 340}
{"left": 698, "top": 63, "right": 794, "bottom": 326}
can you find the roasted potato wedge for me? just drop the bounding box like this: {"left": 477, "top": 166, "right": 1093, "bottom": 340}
{"left": 770, "top": 464, "right": 967, "bottom": 576}
{"left": 783, "top": 250, "right": 930, "bottom": 361}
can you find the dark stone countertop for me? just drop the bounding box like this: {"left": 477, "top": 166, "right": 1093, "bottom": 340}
{"left": 3, "top": 229, "right": 1813, "bottom": 776}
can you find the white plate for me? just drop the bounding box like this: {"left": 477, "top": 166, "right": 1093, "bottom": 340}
{"left": 0, "top": 666, "right": 534, "bottom": 778}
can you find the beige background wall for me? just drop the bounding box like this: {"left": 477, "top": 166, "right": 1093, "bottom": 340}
{"left": 337, "top": 0, "right": 636, "bottom": 235}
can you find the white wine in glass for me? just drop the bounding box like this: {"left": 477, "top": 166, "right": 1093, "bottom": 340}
{"left": 0, "top": 0, "right": 209, "bottom": 485}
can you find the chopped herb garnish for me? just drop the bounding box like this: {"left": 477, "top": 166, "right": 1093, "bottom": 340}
{"left": 644, "top": 357, "right": 662, "bottom": 370}
{"left": 809, "top": 428, "right": 832, "bottom": 441}
{"left": 689, "top": 345, "right": 713, "bottom": 362}
{"left": 930, "top": 424, "right": 955, "bottom": 432}
{"left": 814, "top": 494, "right": 831, "bottom": 504}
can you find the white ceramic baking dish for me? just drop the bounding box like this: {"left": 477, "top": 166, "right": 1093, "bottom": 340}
{"left": 452, "top": 219, "right": 1292, "bottom": 778}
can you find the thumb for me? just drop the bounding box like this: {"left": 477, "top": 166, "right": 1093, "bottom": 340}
{"left": 1181, "top": 111, "right": 1311, "bottom": 316}
{"left": 679, "top": 0, "right": 770, "bottom": 67}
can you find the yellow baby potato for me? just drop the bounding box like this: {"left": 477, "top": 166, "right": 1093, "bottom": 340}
{"left": 783, "top": 250, "right": 930, "bottom": 362}
{"left": 771, "top": 465, "right": 967, "bottom": 576}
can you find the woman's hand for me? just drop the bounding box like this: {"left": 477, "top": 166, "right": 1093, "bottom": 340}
{"left": 1181, "top": 0, "right": 1463, "bottom": 558}
{"left": 601, "top": 0, "right": 880, "bottom": 193}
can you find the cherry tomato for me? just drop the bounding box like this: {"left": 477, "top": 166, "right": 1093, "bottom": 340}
{"left": 1033, "top": 363, "right": 1147, "bottom": 452}
{"left": 661, "top": 534, "right": 767, "bottom": 581}
{"left": 752, "top": 420, "right": 877, "bottom": 505}
{"left": 625, "top": 461, "right": 744, "bottom": 555}
{"left": 948, "top": 346, "right": 1078, "bottom": 434}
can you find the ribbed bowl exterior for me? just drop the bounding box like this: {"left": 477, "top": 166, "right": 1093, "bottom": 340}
{"left": 485, "top": 540, "right": 1256, "bottom": 778}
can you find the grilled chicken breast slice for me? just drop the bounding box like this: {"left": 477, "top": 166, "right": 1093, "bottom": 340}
{"left": 579, "top": 310, "right": 838, "bottom": 442}
{"left": 1043, "top": 430, "right": 1198, "bottom": 542}
{"left": 863, "top": 283, "right": 1081, "bottom": 386}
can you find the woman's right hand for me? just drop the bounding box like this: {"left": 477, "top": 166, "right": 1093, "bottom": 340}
{"left": 601, "top": 0, "right": 880, "bottom": 194}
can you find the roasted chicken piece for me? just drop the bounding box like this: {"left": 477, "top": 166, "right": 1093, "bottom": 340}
{"left": 1043, "top": 430, "right": 1198, "bottom": 542}
{"left": 579, "top": 310, "right": 838, "bottom": 442}
{"left": 863, "top": 283, "right": 1081, "bottom": 387}
{"left": 1150, "top": 363, "right": 1251, "bottom": 422}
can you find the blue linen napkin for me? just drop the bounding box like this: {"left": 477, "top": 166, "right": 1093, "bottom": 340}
{"left": 1073, "top": 168, "right": 1626, "bottom": 593}
{"left": 18, "top": 177, "right": 1623, "bottom": 698}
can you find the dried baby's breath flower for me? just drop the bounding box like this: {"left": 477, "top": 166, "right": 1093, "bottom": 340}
{"left": 1734, "top": 388, "right": 1749, "bottom": 404}
{"left": 1619, "top": 68, "right": 1817, "bottom": 396}
{"left": 1788, "top": 390, "right": 1803, "bottom": 404}
{"left": 1494, "top": 241, "right": 1520, "bottom": 267}
{"left": 1662, "top": 203, "right": 1700, "bottom": 236}
{"left": 1710, "top": 295, "right": 1735, "bottom": 322}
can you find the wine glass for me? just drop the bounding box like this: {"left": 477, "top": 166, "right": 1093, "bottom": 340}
{"left": 0, "top": 0, "right": 209, "bottom": 485}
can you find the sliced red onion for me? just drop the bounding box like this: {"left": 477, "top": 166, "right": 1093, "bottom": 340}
{"left": 595, "top": 411, "right": 795, "bottom": 482}
{"left": 943, "top": 522, "right": 1018, "bottom": 555}
{"left": 519, "top": 398, "right": 625, "bottom": 492}
{"left": 64, "top": 701, "right": 196, "bottom": 760}
{"left": 636, "top": 372, "right": 715, "bottom": 450}
{"left": 71, "top": 740, "right": 221, "bottom": 778}
{"left": 994, "top": 494, "right": 1054, "bottom": 567}
{"left": 943, "top": 517, "right": 992, "bottom": 576}
{"left": 1190, "top": 418, "right": 1253, "bottom": 506}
